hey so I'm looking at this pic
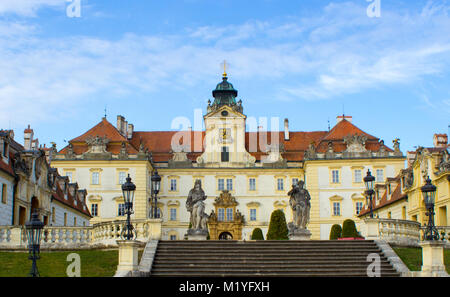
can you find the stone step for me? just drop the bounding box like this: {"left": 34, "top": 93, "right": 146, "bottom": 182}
{"left": 153, "top": 258, "right": 390, "bottom": 264}
{"left": 151, "top": 271, "right": 401, "bottom": 277}
{"left": 154, "top": 251, "right": 384, "bottom": 257}
{"left": 152, "top": 263, "right": 395, "bottom": 269}
{"left": 151, "top": 268, "right": 400, "bottom": 276}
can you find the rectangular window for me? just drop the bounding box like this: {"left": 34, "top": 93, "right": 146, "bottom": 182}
{"left": 376, "top": 169, "right": 384, "bottom": 182}
{"left": 119, "top": 172, "right": 126, "bottom": 185}
{"left": 250, "top": 209, "right": 257, "bottom": 221}
{"left": 3, "top": 142, "right": 7, "bottom": 157}
{"left": 226, "top": 208, "right": 233, "bottom": 221}
{"left": 170, "top": 235, "right": 177, "bottom": 240}
{"left": 277, "top": 178, "right": 284, "bottom": 191}
{"left": 74, "top": 217, "right": 77, "bottom": 226}
{"left": 170, "top": 179, "right": 177, "bottom": 191}
{"left": 118, "top": 203, "right": 126, "bottom": 216}
{"left": 1, "top": 184, "right": 6, "bottom": 204}
{"left": 64, "top": 213, "right": 67, "bottom": 226}
{"left": 170, "top": 208, "right": 177, "bottom": 221}
{"left": 355, "top": 202, "right": 363, "bottom": 215}
{"left": 249, "top": 178, "right": 256, "bottom": 191}
{"left": 52, "top": 207, "right": 55, "bottom": 223}
{"left": 292, "top": 178, "right": 299, "bottom": 187}
{"left": 66, "top": 172, "right": 73, "bottom": 183}
{"left": 91, "top": 204, "right": 98, "bottom": 217}
{"left": 354, "top": 170, "right": 362, "bottom": 183}
{"left": 226, "top": 179, "right": 233, "bottom": 191}
{"left": 332, "top": 170, "right": 340, "bottom": 183}
{"left": 218, "top": 208, "right": 225, "bottom": 221}
{"left": 218, "top": 179, "right": 225, "bottom": 191}
{"left": 221, "top": 146, "right": 229, "bottom": 162}
{"left": 92, "top": 172, "right": 99, "bottom": 185}
{"left": 333, "top": 202, "right": 341, "bottom": 216}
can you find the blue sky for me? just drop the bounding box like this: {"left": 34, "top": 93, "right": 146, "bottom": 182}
{"left": 0, "top": 0, "right": 449, "bottom": 153}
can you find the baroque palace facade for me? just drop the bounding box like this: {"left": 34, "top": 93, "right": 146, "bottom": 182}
{"left": 51, "top": 74, "right": 405, "bottom": 240}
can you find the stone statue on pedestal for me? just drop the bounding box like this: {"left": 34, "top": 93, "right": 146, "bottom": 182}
{"left": 186, "top": 180, "right": 209, "bottom": 238}
{"left": 287, "top": 180, "right": 312, "bottom": 240}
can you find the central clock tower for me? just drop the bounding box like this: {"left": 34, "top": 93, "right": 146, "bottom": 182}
{"left": 197, "top": 74, "right": 255, "bottom": 167}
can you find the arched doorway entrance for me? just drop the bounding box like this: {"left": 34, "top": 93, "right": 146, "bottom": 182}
{"left": 30, "top": 196, "right": 39, "bottom": 218}
{"left": 219, "top": 232, "right": 233, "bottom": 240}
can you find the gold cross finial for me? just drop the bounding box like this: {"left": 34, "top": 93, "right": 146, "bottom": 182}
{"left": 221, "top": 60, "right": 228, "bottom": 78}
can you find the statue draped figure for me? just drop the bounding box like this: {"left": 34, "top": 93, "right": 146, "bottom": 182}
{"left": 287, "top": 180, "right": 311, "bottom": 231}
{"left": 186, "top": 180, "right": 209, "bottom": 234}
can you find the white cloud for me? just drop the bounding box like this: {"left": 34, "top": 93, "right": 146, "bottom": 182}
{"left": 0, "top": 0, "right": 65, "bottom": 17}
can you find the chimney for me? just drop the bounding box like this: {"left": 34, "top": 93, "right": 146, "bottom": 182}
{"left": 123, "top": 120, "right": 128, "bottom": 137}
{"left": 117, "top": 115, "right": 125, "bottom": 135}
{"left": 24, "top": 125, "right": 34, "bottom": 150}
{"left": 336, "top": 115, "right": 352, "bottom": 123}
{"left": 433, "top": 134, "right": 448, "bottom": 148}
{"left": 127, "top": 123, "right": 134, "bottom": 139}
{"left": 284, "top": 118, "right": 289, "bottom": 141}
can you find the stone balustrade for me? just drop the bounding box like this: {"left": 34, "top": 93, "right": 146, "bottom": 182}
{"left": 0, "top": 218, "right": 162, "bottom": 249}
{"left": 362, "top": 218, "right": 422, "bottom": 247}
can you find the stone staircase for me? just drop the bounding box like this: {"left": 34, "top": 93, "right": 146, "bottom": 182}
{"left": 150, "top": 240, "right": 401, "bottom": 277}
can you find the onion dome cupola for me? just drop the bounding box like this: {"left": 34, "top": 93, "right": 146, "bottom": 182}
{"left": 208, "top": 72, "right": 243, "bottom": 114}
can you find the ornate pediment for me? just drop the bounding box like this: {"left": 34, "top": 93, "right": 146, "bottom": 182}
{"left": 344, "top": 134, "right": 367, "bottom": 153}
{"left": 85, "top": 136, "right": 109, "bottom": 154}
{"left": 214, "top": 190, "right": 238, "bottom": 207}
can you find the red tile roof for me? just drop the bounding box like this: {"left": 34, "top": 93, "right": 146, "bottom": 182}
{"left": 58, "top": 117, "right": 395, "bottom": 162}
{"left": 358, "top": 178, "right": 407, "bottom": 217}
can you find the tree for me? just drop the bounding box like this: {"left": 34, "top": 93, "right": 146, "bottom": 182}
{"left": 329, "top": 224, "right": 342, "bottom": 240}
{"left": 266, "top": 210, "right": 289, "bottom": 240}
{"left": 251, "top": 228, "right": 264, "bottom": 240}
{"left": 342, "top": 219, "right": 359, "bottom": 238}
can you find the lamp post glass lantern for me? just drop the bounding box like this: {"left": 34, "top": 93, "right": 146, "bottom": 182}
{"left": 421, "top": 176, "right": 439, "bottom": 241}
{"left": 151, "top": 170, "right": 161, "bottom": 219}
{"left": 121, "top": 174, "right": 136, "bottom": 240}
{"left": 364, "top": 169, "right": 375, "bottom": 218}
{"left": 25, "top": 212, "right": 44, "bottom": 277}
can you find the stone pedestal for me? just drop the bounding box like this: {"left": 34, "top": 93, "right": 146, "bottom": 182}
{"left": 115, "top": 240, "right": 141, "bottom": 276}
{"left": 148, "top": 218, "right": 163, "bottom": 240}
{"left": 420, "top": 241, "right": 448, "bottom": 277}
{"left": 186, "top": 229, "right": 208, "bottom": 241}
{"left": 288, "top": 228, "right": 312, "bottom": 241}
{"left": 363, "top": 218, "right": 380, "bottom": 240}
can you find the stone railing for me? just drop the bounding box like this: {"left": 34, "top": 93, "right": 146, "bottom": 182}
{"left": 362, "top": 218, "right": 422, "bottom": 247}
{"left": 0, "top": 218, "right": 162, "bottom": 249}
{"left": 420, "top": 226, "right": 450, "bottom": 245}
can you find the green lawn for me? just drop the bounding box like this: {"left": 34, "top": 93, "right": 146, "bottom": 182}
{"left": 0, "top": 250, "right": 121, "bottom": 277}
{"left": 393, "top": 247, "right": 450, "bottom": 273}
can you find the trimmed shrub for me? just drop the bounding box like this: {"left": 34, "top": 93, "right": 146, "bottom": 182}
{"left": 266, "top": 210, "right": 289, "bottom": 240}
{"left": 251, "top": 228, "right": 264, "bottom": 240}
{"left": 342, "top": 219, "right": 359, "bottom": 238}
{"left": 329, "top": 224, "right": 342, "bottom": 240}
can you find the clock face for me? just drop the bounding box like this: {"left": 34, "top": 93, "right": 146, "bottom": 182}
{"left": 221, "top": 110, "right": 228, "bottom": 116}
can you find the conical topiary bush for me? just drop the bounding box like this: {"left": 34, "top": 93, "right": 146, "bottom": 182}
{"left": 341, "top": 219, "right": 360, "bottom": 238}
{"left": 329, "top": 224, "right": 342, "bottom": 240}
{"left": 266, "top": 210, "right": 289, "bottom": 240}
{"left": 251, "top": 228, "right": 264, "bottom": 240}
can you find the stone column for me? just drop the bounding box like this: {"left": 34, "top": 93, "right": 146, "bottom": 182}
{"left": 420, "top": 241, "right": 448, "bottom": 277}
{"left": 115, "top": 240, "right": 141, "bottom": 277}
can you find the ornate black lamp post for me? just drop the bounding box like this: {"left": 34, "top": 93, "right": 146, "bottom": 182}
{"left": 364, "top": 169, "right": 375, "bottom": 218}
{"left": 151, "top": 170, "right": 161, "bottom": 219}
{"left": 421, "top": 176, "right": 439, "bottom": 241}
{"left": 25, "top": 212, "right": 44, "bottom": 277}
{"left": 121, "top": 174, "right": 136, "bottom": 240}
